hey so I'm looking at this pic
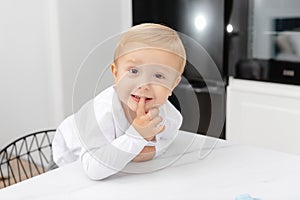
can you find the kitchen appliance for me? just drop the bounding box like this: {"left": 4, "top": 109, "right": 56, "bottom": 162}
{"left": 132, "top": 0, "right": 233, "bottom": 139}
{"left": 230, "top": 0, "right": 300, "bottom": 86}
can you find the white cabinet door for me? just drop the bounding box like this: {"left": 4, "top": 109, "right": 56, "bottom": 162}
{"left": 226, "top": 77, "right": 300, "bottom": 155}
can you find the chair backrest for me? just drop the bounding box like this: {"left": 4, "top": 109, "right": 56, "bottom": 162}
{"left": 0, "top": 129, "right": 56, "bottom": 189}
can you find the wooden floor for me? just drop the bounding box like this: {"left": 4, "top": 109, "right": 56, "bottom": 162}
{"left": 0, "top": 159, "right": 45, "bottom": 189}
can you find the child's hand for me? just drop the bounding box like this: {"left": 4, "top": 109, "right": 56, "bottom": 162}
{"left": 133, "top": 97, "right": 165, "bottom": 141}
{"left": 132, "top": 146, "right": 156, "bottom": 162}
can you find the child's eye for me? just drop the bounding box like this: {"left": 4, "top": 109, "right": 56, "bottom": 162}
{"left": 154, "top": 73, "right": 165, "bottom": 79}
{"left": 128, "top": 68, "right": 139, "bottom": 74}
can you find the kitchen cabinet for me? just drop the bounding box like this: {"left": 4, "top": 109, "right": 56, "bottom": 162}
{"left": 226, "top": 77, "right": 300, "bottom": 155}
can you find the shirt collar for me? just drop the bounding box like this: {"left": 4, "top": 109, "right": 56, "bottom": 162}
{"left": 111, "top": 86, "right": 131, "bottom": 132}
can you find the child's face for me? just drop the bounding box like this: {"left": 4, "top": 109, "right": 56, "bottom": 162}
{"left": 111, "top": 48, "right": 182, "bottom": 113}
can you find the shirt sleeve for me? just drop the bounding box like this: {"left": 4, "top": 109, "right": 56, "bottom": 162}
{"left": 52, "top": 116, "right": 82, "bottom": 167}
{"left": 154, "top": 102, "right": 183, "bottom": 158}
{"left": 75, "top": 98, "right": 149, "bottom": 180}
{"left": 80, "top": 125, "right": 148, "bottom": 180}
{"left": 154, "top": 128, "right": 179, "bottom": 158}
{"left": 52, "top": 128, "right": 72, "bottom": 167}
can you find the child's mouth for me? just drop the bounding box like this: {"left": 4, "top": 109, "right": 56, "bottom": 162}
{"left": 131, "top": 94, "right": 153, "bottom": 102}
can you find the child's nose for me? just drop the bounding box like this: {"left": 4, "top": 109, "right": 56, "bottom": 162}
{"left": 138, "top": 84, "right": 150, "bottom": 91}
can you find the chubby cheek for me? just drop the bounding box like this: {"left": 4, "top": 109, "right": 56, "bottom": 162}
{"left": 155, "top": 88, "right": 172, "bottom": 103}
{"left": 115, "top": 79, "right": 139, "bottom": 105}
{"left": 156, "top": 95, "right": 169, "bottom": 106}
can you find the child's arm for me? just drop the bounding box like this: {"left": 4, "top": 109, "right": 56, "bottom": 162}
{"left": 131, "top": 97, "right": 165, "bottom": 162}
{"left": 80, "top": 126, "right": 149, "bottom": 180}
{"left": 72, "top": 98, "right": 149, "bottom": 180}
{"left": 147, "top": 101, "right": 183, "bottom": 158}
{"left": 132, "top": 146, "right": 156, "bottom": 162}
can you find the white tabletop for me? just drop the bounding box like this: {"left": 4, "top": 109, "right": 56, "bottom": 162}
{"left": 1, "top": 130, "right": 300, "bottom": 200}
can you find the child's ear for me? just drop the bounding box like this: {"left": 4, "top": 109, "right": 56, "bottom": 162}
{"left": 172, "top": 76, "right": 182, "bottom": 89}
{"left": 168, "top": 76, "right": 182, "bottom": 97}
{"left": 111, "top": 63, "right": 118, "bottom": 80}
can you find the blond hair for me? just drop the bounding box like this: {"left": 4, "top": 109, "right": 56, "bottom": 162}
{"left": 114, "top": 23, "right": 186, "bottom": 73}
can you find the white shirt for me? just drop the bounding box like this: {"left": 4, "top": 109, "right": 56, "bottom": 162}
{"left": 52, "top": 86, "right": 182, "bottom": 180}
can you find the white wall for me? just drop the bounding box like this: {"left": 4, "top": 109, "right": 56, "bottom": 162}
{"left": 0, "top": 0, "right": 132, "bottom": 148}
{"left": 0, "top": 0, "right": 57, "bottom": 147}
{"left": 57, "top": 0, "right": 132, "bottom": 116}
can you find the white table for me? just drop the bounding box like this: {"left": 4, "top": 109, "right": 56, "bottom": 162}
{"left": 1, "top": 130, "right": 300, "bottom": 200}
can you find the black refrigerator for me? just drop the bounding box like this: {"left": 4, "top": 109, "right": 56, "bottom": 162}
{"left": 132, "top": 0, "right": 233, "bottom": 139}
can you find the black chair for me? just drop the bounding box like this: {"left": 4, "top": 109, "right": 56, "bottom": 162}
{"left": 0, "top": 129, "right": 56, "bottom": 188}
